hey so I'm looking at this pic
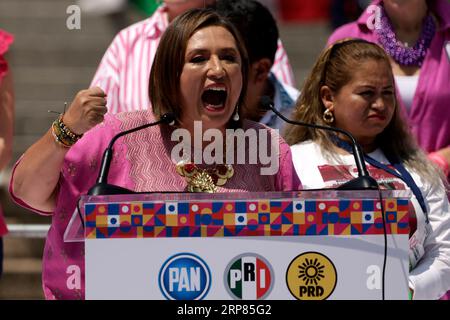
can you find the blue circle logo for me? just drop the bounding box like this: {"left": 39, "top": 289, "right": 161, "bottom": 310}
{"left": 159, "top": 253, "right": 211, "bottom": 300}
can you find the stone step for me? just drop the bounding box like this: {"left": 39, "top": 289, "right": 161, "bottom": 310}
{"left": 1, "top": 233, "right": 45, "bottom": 299}
{"left": 9, "top": 49, "right": 107, "bottom": 68}
{"left": 14, "top": 83, "right": 89, "bottom": 103}
{"left": 0, "top": 258, "right": 44, "bottom": 300}
{"left": 0, "top": 275, "right": 44, "bottom": 300}
{"left": 0, "top": 16, "right": 113, "bottom": 36}
{"left": 0, "top": 0, "right": 78, "bottom": 19}
{"left": 15, "top": 116, "right": 57, "bottom": 135}
{"left": 2, "top": 257, "right": 42, "bottom": 274}
{"left": 13, "top": 66, "right": 96, "bottom": 86}
{"left": 3, "top": 231, "right": 46, "bottom": 259}
{"left": 277, "top": 23, "right": 330, "bottom": 85}
{"left": 8, "top": 34, "right": 113, "bottom": 54}
{"left": 1, "top": 228, "right": 46, "bottom": 299}
{"left": 15, "top": 100, "right": 73, "bottom": 113}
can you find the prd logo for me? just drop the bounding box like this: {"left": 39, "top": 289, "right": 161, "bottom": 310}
{"left": 159, "top": 253, "right": 211, "bottom": 300}
{"left": 225, "top": 253, "right": 274, "bottom": 300}
{"left": 286, "top": 252, "right": 337, "bottom": 300}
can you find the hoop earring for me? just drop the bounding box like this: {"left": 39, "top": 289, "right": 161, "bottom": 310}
{"left": 233, "top": 105, "right": 240, "bottom": 121}
{"left": 323, "top": 108, "right": 334, "bottom": 124}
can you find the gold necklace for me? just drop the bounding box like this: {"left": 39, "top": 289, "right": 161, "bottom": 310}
{"left": 176, "top": 161, "right": 234, "bottom": 193}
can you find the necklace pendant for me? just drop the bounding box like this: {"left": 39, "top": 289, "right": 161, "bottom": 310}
{"left": 188, "top": 171, "right": 217, "bottom": 193}
{"left": 176, "top": 161, "right": 234, "bottom": 193}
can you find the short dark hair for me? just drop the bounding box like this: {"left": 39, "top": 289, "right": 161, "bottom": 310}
{"left": 215, "top": 0, "right": 279, "bottom": 64}
{"left": 149, "top": 8, "right": 249, "bottom": 123}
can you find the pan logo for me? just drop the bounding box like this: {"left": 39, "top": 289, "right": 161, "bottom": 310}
{"left": 224, "top": 253, "right": 274, "bottom": 300}
{"left": 159, "top": 253, "right": 211, "bottom": 300}
{"left": 286, "top": 252, "right": 337, "bottom": 300}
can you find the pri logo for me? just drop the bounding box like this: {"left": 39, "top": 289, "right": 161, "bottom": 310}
{"left": 159, "top": 253, "right": 211, "bottom": 300}
{"left": 286, "top": 252, "right": 337, "bottom": 300}
{"left": 225, "top": 253, "right": 274, "bottom": 300}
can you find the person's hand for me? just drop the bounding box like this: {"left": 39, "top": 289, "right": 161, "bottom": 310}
{"left": 62, "top": 86, "right": 107, "bottom": 135}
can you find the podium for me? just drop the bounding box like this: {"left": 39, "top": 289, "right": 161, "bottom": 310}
{"left": 65, "top": 190, "right": 411, "bottom": 300}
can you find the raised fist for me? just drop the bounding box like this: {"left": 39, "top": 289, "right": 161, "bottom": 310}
{"left": 62, "top": 86, "right": 108, "bottom": 134}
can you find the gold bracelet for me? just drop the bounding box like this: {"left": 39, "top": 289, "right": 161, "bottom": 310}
{"left": 58, "top": 115, "right": 83, "bottom": 141}
{"left": 51, "top": 115, "right": 83, "bottom": 148}
{"left": 51, "top": 122, "right": 72, "bottom": 148}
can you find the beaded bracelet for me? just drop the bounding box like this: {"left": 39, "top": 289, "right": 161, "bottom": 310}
{"left": 51, "top": 114, "right": 83, "bottom": 148}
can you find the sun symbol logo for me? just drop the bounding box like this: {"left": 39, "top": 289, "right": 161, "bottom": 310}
{"left": 286, "top": 252, "right": 337, "bottom": 300}
{"left": 298, "top": 258, "right": 325, "bottom": 285}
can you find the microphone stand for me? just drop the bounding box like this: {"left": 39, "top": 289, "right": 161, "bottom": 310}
{"left": 260, "top": 96, "right": 378, "bottom": 190}
{"left": 87, "top": 113, "right": 175, "bottom": 196}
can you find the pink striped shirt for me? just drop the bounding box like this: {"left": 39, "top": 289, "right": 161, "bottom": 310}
{"left": 90, "top": 5, "right": 296, "bottom": 114}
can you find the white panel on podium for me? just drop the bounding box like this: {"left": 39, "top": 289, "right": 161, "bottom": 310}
{"left": 65, "top": 190, "right": 411, "bottom": 300}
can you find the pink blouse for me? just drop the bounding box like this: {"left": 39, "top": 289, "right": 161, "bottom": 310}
{"left": 9, "top": 110, "right": 301, "bottom": 299}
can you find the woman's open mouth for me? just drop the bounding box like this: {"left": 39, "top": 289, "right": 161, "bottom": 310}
{"left": 201, "top": 86, "right": 228, "bottom": 112}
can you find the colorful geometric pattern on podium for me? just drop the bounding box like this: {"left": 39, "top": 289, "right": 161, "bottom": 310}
{"left": 84, "top": 198, "right": 409, "bottom": 239}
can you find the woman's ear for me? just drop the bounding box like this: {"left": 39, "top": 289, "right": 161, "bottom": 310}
{"left": 251, "top": 58, "right": 272, "bottom": 83}
{"left": 320, "top": 85, "right": 334, "bottom": 112}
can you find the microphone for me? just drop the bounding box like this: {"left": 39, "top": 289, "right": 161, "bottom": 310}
{"left": 87, "top": 113, "right": 176, "bottom": 196}
{"left": 260, "top": 96, "right": 378, "bottom": 190}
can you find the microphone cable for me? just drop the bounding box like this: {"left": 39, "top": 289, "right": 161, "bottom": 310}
{"left": 76, "top": 196, "right": 84, "bottom": 230}
{"left": 376, "top": 187, "right": 387, "bottom": 300}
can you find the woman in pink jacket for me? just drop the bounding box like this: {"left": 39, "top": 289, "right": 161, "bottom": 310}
{"left": 327, "top": 0, "right": 450, "bottom": 180}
